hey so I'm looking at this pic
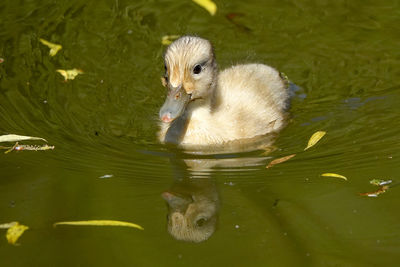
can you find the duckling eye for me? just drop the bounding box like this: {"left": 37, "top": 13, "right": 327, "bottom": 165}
{"left": 196, "top": 218, "right": 207, "bottom": 227}
{"left": 193, "top": 64, "right": 202, "bottom": 74}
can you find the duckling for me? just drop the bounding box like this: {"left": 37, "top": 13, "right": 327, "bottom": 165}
{"left": 158, "top": 36, "right": 289, "bottom": 147}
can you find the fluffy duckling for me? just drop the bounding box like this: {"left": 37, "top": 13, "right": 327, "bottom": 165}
{"left": 158, "top": 36, "right": 289, "bottom": 147}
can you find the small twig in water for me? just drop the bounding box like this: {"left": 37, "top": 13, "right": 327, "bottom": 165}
{"left": 4, "top": 142, "right": 19, "bottom": 154}
{"left": 2, "top": 142, "right": 55, "bottom": 153}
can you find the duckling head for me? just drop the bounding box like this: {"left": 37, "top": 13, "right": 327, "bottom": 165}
{"left": 159, "top": 36, "right": 218, "bottom": 123}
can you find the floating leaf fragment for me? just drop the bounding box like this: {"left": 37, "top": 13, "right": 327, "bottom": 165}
{"left": 7, "top": 223, "right": 29, "bottom": 245}
{"left": 15, "top": 144, "right": 54, "bottom": 151}
{"left": 161, "top": 35, "right": 180, "bottom": 45}
{"left": 359, "top": 185, "right": 389, "bottom": 197}
{"left": 192, "top": 0, "right": 217, "bottom": 16}
{"left": 3, "top": 142, "right": 19, "bottom": 154}
{"left": 0, "top": 222, "right": 29, "bottom": 245}
{"left": 321, "top": 173, "right": 347, "bottom": 180}
{"left": 54, "top": 220, "right": 144, "bottom": 230}
{"left": 39, "top": 38, "right": 62, "bottom": 56}
{"left": 259, "top": 145, "right": 276, "bottom": 156}
{"left": 0, "top": 134, "right": 47, "bottom": 143}
{"left": 266, "top": 154, "right": 296, "bottom": 168}
{"left": 0, "top": 58, "right": 4, "bottom": 63}
{"left": 304, "top": 131, "right": 326, "bottom": 150}
{"left": 0, "top": 222, "right": 17, "bottom": 229}
{"left": 359, "top": 179, "right": 392, "bottom": 197}
{"left": 2, "top": 143, "right": 55, "bottom": 153}
{"left": 369, "top": 179, "right": 392, "bottom": 186}
{"left": 99, "top": 174, "right": 113, "bottom": 179}
{"left": 56, "top": 68, "right": 83, "bottom": 81}
{"left": 226, "top": 13, "right": 251, "bottom": 33}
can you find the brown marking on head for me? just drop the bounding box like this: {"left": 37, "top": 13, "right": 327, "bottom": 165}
{"left": 161, "top": 76, "right": 168, "bottom": 87}
{"left": 183, "top": 71, "right": 195, "bottom": 94}
{"left": 169, "top": 62, "right": 181, "bottom": 88}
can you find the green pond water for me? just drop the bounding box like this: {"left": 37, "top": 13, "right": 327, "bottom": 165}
{"left": 1, "top": 0, "right": 400, "bottom": 266}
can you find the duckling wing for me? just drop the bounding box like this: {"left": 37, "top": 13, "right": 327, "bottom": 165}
{"left": 214, "top": 64, "right": 290, "bottom": 137}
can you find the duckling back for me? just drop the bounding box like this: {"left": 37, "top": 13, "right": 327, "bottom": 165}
{"left": 181, "top": 63, "right": 289, "bottom": 145}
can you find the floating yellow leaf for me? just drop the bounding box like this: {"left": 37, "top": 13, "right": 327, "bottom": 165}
{"left": 39, "top": 38, "right": 62, "bottom": 56}
{"left": 266, "top": 154, "right": 296, "bottom": 168}
{"left": 54, "top": 220, "right": 144, "bottom": 230}
{"left": 192, "top": 0, "right": 217, "bottom": 16}
{"left": 0, "top": 134, "right": 47, "bottom": 143}
{"left": 161, "top": 35, "right": 180, "bottom": 45}
{"left": 0, "top": 222, "right": 29, "bottom": 245}
{"left": 56, "top": 68, "right": 83, "bottom": 81}
{"left": 304, "top": 131, "right": 326, "bottom": 150}
{"left": 321, "top": 173, "right": 347, "bottom": 180}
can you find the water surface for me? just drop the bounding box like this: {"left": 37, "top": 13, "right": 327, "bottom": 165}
{"left": 1, "top": 0, "right": 400, "bottom": 266}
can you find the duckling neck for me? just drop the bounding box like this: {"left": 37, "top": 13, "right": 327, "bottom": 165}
{"left": 164, "top": 109, "right": 191, "bottom": 144}
{"left": 209, "top": 67, "right": 219, "bottom": 111}
{"left": 193, "top": 70, "right": 219, "bottom": 111}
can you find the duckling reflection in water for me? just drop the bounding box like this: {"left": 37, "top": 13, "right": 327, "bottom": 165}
{"left": 162, "top": 175, "right": 219, "bottom": 243}
{"left": 158, "top": 36, "right": 290, "bottom": 148}
{"left": 162, "top": 155, "right": 271, "bottom": 243}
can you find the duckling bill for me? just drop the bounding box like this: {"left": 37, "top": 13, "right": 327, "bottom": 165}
{"left": 158, "top": 36, "right": 290, "bottom": 147}
{"left": 159, "top": 84, "right": 191, "bottom": 123}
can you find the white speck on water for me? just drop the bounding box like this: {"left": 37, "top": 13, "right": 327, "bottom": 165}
{"left": 43, "top": 100, "right": 48, "bottom": 104}
{"left": 224, "top": 181, "right": 235, "bottom": 186}
{"left": 127, "top": 30, "right": 133, "bottom": 34}
{"left": 235, "top": 225, "right": 240, "bottom": 229}
{"left": 99, "top": 174, "right": 113, "bottom": 179}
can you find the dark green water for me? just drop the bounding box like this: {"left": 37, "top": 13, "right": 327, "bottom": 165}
{"left": 1, "top": 0, "right": 400, "bottom": 266}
